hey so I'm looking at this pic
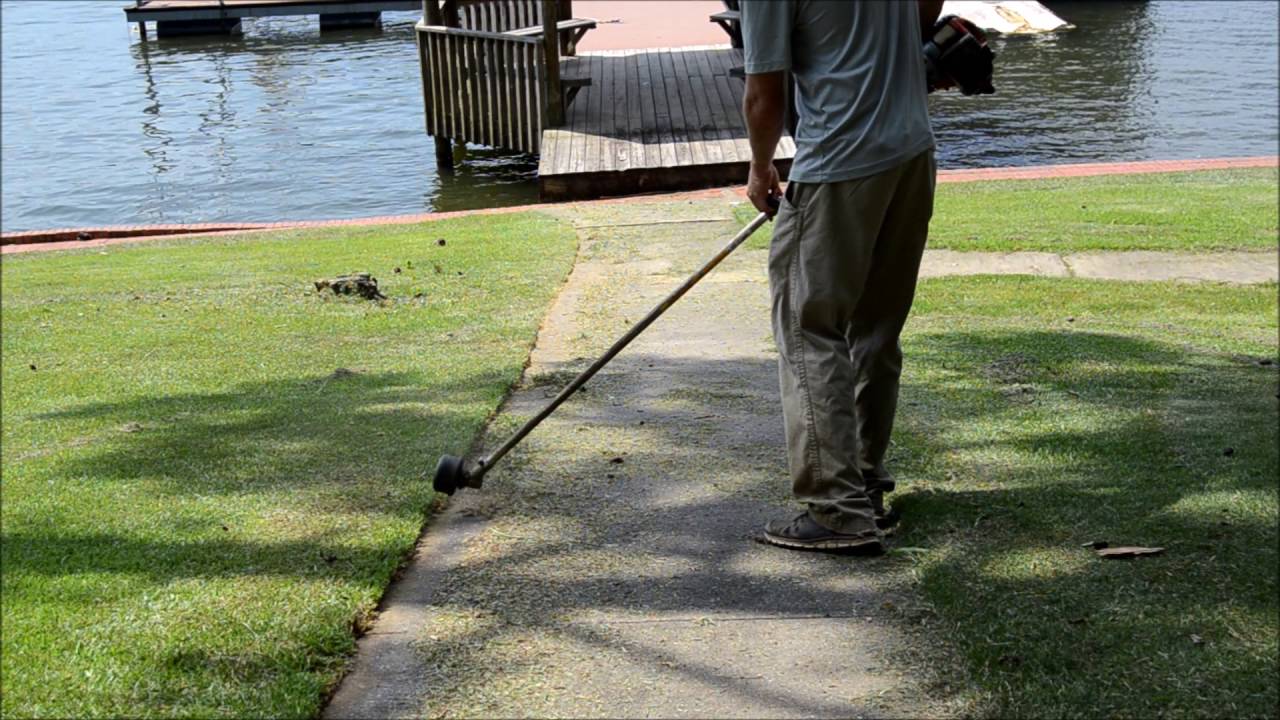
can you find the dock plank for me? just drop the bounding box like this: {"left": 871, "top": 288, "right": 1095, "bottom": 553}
{"left": 670, "top": 49, "right": 714, "bottom": 166}
{"left": 594, "top": 52, "right": 614, "bottom": 173}
{"left": 644, "top": 52, "right": 678, "bottom": 168}
{"left": 649, "top": 53, "right": 673, "bottom": 169}
{"left": 553, "top": 62, "right": 577, "bottom": 177}
{"left": 582, "top": 53, "right": 604, "bottom": 174}
{"left": 539, "top": 45, "right": 794, "bottom": 201}
{"left": 608, "top": 51, "right": 630, "bottom": 172}
{"left": 637, "top": 52, "right": 661, "bottom": 169}
{"left": 658, "top": 50, "right": 697, "bottom": 168}
{"left": 625, "top": 52, "right": 646, "bottom": 171}
{"left": 586, "top": 53, "right": 605, "bottom": 174}
{"left": 566, "top": 62, "right": 591, "bottom": 176}
{"left": 694, "top": 48, "right": 739, "bottom": 164}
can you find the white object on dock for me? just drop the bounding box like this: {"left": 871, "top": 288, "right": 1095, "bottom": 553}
{"left": 942, "top": 1, "right": 1074, "bottom": 34}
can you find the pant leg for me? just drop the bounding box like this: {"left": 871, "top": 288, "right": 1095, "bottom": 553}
{"left": 850, "top": 150, "right": 937, "bottom": 481}
{"left": 768, "top": 168, "right": 906, "bottom": 535}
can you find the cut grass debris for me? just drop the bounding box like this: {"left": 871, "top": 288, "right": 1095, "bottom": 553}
{"left": 0, "top": 213, "right": 576, "bottom": 718}
{"left": 736, "top": 167, "right": 1278, "bottom": 252}
{"left": 892, "top": 276, "right": 1278, "bottom": 717}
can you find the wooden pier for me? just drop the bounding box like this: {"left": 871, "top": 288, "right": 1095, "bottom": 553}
{"left": 417, "top": 2, "right": 792, "bottom": 201}
{"left": 124, "top": 0, "right": 422, "bottom": 37}
{"left": 537, "top": 45, "right": 794, "bottom": 201}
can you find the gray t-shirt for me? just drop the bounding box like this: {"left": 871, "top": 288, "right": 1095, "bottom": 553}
{"left": 741, "top": 0, "right": 934, "bottom": 183}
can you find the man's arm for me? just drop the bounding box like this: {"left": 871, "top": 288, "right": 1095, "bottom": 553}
{"left": 744, "top": 71, "right": 786, "bottom": 215}
{"left": 738, "top": 0, "right": 792, "bottom": 216}
{"left": 919, "top": 0, "right": 945, "bottom": 36}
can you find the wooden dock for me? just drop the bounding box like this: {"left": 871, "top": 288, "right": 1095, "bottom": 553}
{"left": 124, "top": 0, "right": 422, "bottom": 36}
{"left": 537, "top": 45, "right": 795, "bottom": 201}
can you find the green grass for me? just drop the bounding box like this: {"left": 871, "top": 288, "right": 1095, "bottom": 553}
{"left": 890, "top": 277, "right": 1278, "bottom": 717}
{"left": 0, "top": 214, "right": 577, "bottom": 718}
{"left": 736, "top": 168, "right": 1279, "bottom": 252}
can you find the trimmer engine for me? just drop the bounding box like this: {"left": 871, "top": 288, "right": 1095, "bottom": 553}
{"left": 924, "top": 15, "right": 996, "bottom": 95}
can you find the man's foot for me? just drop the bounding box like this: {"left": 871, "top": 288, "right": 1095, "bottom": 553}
{"left": 761, "top": 512, "right": 885, "bottom": 554}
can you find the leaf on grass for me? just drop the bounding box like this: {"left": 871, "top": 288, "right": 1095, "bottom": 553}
{"left": 890, "top": 547, "right": 931, "bottom": 555}
{"left": 1096, "top": 546, "right": 1165, "bottom": 559}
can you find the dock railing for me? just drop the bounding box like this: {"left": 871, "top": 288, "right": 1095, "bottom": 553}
{"left": 417, "top": 24, "right": 547, "bottom": 154}
{"left": 417, "top": 0, "right": 588, "bottom": 163}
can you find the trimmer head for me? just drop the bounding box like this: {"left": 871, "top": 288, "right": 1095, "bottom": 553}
{"left": 433, "top": 454, "right": 470, "bottom": 495}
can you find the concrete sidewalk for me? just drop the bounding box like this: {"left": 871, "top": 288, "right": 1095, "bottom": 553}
{"left": 919, "top": 248, "right": 1277, "bottom": 284}
{"left": 325, "top": 198, "right": 964, "bottom": 719}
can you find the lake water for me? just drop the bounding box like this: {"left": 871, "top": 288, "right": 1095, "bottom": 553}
{"left": 1, "top": 0, "right": 1276, "bottom": 232}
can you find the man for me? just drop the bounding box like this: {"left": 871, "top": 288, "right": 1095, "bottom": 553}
{"left": 741, "top": 0, "right": 946, "bottom": 553}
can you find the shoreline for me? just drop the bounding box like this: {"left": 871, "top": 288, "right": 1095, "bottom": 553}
{"left": 3, "top": 155, "right": 1275, "bottom": 254}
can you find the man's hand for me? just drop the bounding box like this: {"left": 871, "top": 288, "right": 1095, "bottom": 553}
{"left": 748, "top": 161, "right": 782, "bottom": 216}
{"left": 743, "top": 71, "right": 786, "bottom": 217}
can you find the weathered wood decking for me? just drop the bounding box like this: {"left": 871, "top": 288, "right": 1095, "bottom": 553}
{"left": 538, "top": 45, "right": 795, "bottom": 201}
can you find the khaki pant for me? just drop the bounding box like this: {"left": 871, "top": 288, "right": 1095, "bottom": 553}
{"left": 768, "top": 149, "right": 936, "bottom": 534}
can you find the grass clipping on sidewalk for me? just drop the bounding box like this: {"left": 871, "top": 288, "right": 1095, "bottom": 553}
{"left": 0, "top": 214, "right": 576, "bottom": 718}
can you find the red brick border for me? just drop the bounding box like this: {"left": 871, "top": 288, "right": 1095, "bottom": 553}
{"left": 935, "top": 156, "right": 1277, "bottom": 183}
{"left": 4, "top": 156, "right": 1275, "bottom": 255}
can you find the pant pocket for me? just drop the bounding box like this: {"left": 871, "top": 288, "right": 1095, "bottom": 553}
{"left": 782, "top": 180, "right": 809, "bottom": 212}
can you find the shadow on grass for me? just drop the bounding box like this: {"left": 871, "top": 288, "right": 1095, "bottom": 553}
{"left": 888, "top": 330, "right": 1278, "bottom": 713}
{"left": 4, "top": 367, "right": 509, "bottom": 605}
{"left": 6, "top": 328, "right": 1276, "bottom": 716}
{"left": 1, "top": 529, "right": 404, "bottom": 581}
{"left": 32, "top": 368, "right": 514, "bottom": 509}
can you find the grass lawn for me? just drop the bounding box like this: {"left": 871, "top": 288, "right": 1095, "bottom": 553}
{"left": 736, "top": 168, "right": 1279, "bottom": 252}
{"left": 0, "top": 215, "right": 576, "bottom": 717}
{"left": 892, "top": 277, "right": 1278, "bottom": 717}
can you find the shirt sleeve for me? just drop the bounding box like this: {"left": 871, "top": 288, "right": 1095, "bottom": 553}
{"left": 740, "top": 0, "right": 792, "bottom": 74}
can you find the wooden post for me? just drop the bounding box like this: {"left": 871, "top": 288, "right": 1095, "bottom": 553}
{"left": 424, "top": 0, "right": 442, "bottom": 25}
{"left": 425, "top": 0, "right": 455, "bottom": 170}
{"left": 138, "top": 21, "right": 147, "bottom": 40}
{"left": 541, "top": 0, "right": 563, "bottom": 127}
{"left": 434, "top": 135, "right": 454, "bottom": 172}
{"left": 557, "top": 0, "right": 573, "bottom": 55}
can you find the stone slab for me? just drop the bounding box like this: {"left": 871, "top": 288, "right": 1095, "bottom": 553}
{"left": 1065, "top": 251, "right": 1278, "bottom": 284}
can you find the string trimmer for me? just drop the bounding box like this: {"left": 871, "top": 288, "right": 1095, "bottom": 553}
{"left": 433, "top": 206, "right": 774, "bottom": 495}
